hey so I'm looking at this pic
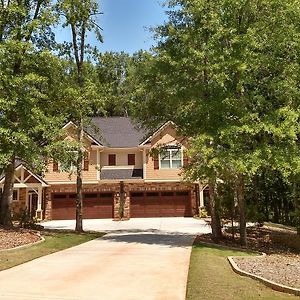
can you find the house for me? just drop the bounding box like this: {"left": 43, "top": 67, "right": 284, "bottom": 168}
{"left": 0, "top": 117, "right": 206, "bottom": 220}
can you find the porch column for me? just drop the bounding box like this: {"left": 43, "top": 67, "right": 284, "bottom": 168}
{"left": 142, "top": 149, "right": 147, "bottom": 179}
{"left": 199, "top": 183, "right": 204, "bottom": 207}
{"left": 36, "top": 186, "right": 43, "bottom": 220}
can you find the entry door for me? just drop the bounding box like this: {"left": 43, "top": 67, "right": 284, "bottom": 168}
{"left": 28, "top": 193, "right": 38, "bottom": 217}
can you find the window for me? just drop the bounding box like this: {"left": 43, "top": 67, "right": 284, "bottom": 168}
{"left": 60, "top": 151, "right": 78, "bottom": 172}
{"left": 60, "top": 161, "right": 77, "bottom": 172}
{"left": 128, "top": 154, "right": 135, "bottom": 165}
{"left": 159, "top": 147, "right": 182, "bottom": 169}
{"left": 131, "top": 192, "right": 144, "bottom": 197}
{"left": 100, "top": 193, "right": 113, "bottom": 198}
{"left": 146, "top": 192, "right": 159, "bottom": 197}
{"left": 108, "top": 154, "right": 116, "bottom": 166}
{"left": 84, "top": 193, "right": 98, "bottom": 199}
{"left": 161, "top": 192, "right": 174, "bottom": 197}
{"left": 13, "top": 190, "right": 19, "bottom": 202}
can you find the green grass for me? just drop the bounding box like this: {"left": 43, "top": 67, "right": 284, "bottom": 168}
{"left": 186, "top": 243, "right": 299, "bottom": 300}
{"left": 0, "top": 231, "right": 103, "bottom": 271}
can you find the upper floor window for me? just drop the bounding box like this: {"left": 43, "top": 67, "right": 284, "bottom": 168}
{"left": 128, "top": 154, "right": 135, "bottom": 165}
{"left": 108, "top": 154, "right": 116, "bottom": 166}
{"left": 53, "top": 151, "right": 89, "bottom": 172}
{"left": 159, "top": 147, "right": 182, "bottom": 169}
{"left": 59, "top": 151, "right": 78, "bottom": 173}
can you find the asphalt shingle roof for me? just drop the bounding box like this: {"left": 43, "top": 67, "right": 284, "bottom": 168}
{"left": 0, "top": 159, "right": 22, "bottom": 181}
{"left": 87, "top": 117, "right": 147, "bottom": 148}
{"left": 100, "top": 168, "right": 143, "bottom": 180}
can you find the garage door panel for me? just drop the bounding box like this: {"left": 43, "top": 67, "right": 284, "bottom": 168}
{"left": 52, "top": 192, "right": 114, "bottom": 220}
{"left": 130, "top": 191, "right": 192, "bottom": 218}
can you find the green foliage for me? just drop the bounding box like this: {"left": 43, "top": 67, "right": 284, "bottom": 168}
{"left": 132, "top": 0, "right": 300, "bottom": 233}
{"left": 199, "top": 206, "right": 208, "bottom": 218}
{"left": 16, "top": 209, "right": 42, "bottom": 230}
{"left": 0, "top": 1, "right": 66, "bottom": 170}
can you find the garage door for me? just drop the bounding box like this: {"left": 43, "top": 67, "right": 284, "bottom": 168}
{"left": 51, "top": 192, "right": 114, "bottom": 220}
{"left": 130, "top": 191, "right": 192, "bottom": 218}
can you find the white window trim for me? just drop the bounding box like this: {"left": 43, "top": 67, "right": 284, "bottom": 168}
{"left": 159, "top": 146, "right": 183, "bottom": 169}
{"left": 59, "top": 151, "right": 79, "bottom": 173}
{"left": 13, "top": 189, "right": 19, "bottom": 202}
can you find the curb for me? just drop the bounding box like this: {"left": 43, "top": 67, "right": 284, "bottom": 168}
{"left": 228, "top": 256, "right": 300, "bottom": 297}
{"left": 0, "top": 233, "right": 45, "bottom": 252}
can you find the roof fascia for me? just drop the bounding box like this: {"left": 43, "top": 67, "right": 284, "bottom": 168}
{"left": 62, "top": 121, "right": 103, "bottom": 146}
{"left": 139, "top": 121, "right": 177, "bottom": 146}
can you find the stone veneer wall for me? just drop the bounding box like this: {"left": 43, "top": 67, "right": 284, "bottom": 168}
{"left": 11, "top": 188, "right": 27, "bottom": 216}
{"left": 45, "top": 182, "right": 198, "bottom": 220}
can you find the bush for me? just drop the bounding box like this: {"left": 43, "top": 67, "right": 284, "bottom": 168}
{"left": 199, "top": 206, "right": 208, "bottom": 218}
{"left": 16, "top": 209, "right": 43, "bottom": 230}
{"left": 246, "top": 204, "right": 265, "bottom": 226}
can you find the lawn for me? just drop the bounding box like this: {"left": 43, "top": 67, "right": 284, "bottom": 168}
{"left": 186, "top": 243, "right": 299, "bottom": 300}
{"left": 0, "top": 231, "right": 103, "bottom": 271}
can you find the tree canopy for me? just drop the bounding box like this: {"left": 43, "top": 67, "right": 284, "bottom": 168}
{"left": 132, "top": 0, "right": 300, "bottom": 242}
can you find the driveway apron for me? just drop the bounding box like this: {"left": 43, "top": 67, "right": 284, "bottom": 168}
{"left": 0, "top": 231, "right": 194, "bottom": 300}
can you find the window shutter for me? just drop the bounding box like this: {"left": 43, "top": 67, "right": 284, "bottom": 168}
{"left": 183, "top": 155, "right": 189, "bottom": 167}
{"left": 153, "top": 157, "right": 159, "bottom": 170}
{"left": 83, "top": 158, "right": 89, "bottom": 171}
{"left": 53, "top": 161, "right": 59, "bottom": 172}
{"left": 128, "top": 154, "right": 135, "bottom": 165}
{"left": 108, "top": 154, "right": 116, "bottom": 166}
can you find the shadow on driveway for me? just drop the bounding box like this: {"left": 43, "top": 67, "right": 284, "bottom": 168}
{"left": 101, "top": 231, "right": 195, "bottom": 248}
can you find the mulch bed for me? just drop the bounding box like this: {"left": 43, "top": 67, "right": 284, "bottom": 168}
{"left": 195, "top": 226, "right": 300, "bottom": 290}
{"left": 0, "top": 227, "right": 41, "bottom": 250}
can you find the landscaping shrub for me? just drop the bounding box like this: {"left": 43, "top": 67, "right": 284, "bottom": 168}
{"left": 17, "top": 209, "right": 43, "bottom": 230}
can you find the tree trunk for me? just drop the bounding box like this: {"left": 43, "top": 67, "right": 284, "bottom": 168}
{"left": 208, "top": 178, "right": 222, "bottom": 243}
{"left": 75, "top": 118, "right": 84, "bottom": 232}
{"left": 0, "top": 154, "right": 15, "bottom": 227}
{"left": 237, "top": 173, "right": 247, "bottom": 246}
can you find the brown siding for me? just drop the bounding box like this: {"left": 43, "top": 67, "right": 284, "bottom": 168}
{"left": 145, "top": 125, "right": 189, "bottom": 181}
{"left": 44, "top": 149, "right": 98, "bottom": 183}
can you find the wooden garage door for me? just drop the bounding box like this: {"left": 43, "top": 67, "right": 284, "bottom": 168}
{"left": 51, "top": 192, "right": 114, "bottom": 220}
{"left": 130, "top": 191, "right": 192, "bottom": 218}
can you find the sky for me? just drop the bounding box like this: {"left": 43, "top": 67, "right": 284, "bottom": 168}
{"left": 55, "top": 0, "right": 168, "bottom": 54}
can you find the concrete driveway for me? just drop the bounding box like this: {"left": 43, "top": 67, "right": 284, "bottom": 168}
{"left": 0, "top": 218, "right": 210, "bottom": 299}
{"left": 0, "top": 231, "right": 196, "bottom": 300}
{"left": 41, "top": 217, "right": 211, "bottom": 235}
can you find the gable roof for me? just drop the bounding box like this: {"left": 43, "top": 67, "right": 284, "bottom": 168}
{"left": 0, "top": 159, "right": 22, "bottom": 181}
{"left": 64, "top": 117, "right": 177, "bottom": 149}
{"left": 139, "top": 121, "right": 177, "bottom": 146}
{"left": 63, "top": 121, "right": 103, "bottom": 146}
{"left": 87, "top": 117, "right": 147, "bottom": 148}
{"left": 0, "top": 160, "right": 48, "bottom": 186}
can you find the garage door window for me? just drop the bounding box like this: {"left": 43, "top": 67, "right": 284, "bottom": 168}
{"left": 160, "top": 147, "right": 182, "bottom": 169}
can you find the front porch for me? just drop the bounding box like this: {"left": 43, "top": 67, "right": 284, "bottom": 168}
{"left": 11, "top": 187, "right": 45, "bottom": 220}
{"left": 0, "top": 163, "right": 48, "bottom": 220}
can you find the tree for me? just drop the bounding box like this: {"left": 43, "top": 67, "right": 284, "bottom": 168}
{"left": 133, "top": 0, "right": 300, "bottom": 245}
{"left": 58, "top": 0, "right": 103, "bottom": 232}
{"left": 94, "top": 52, "right": 131, "bottom": 116}
{"left": 0, "top": 0, "right": 63, "bottom": 226}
